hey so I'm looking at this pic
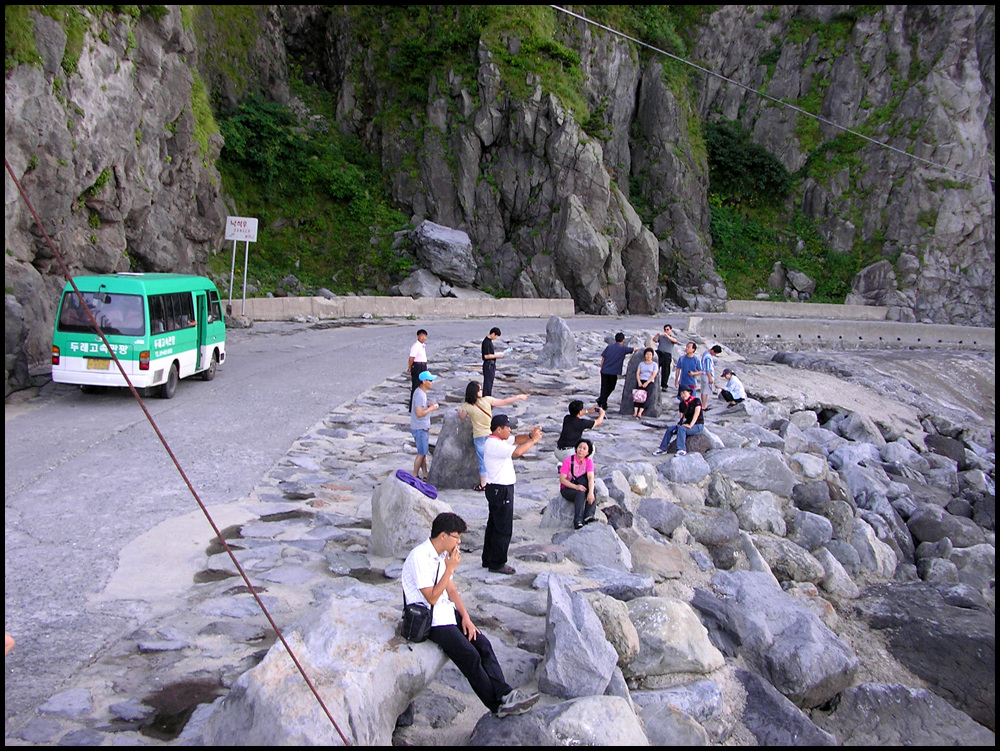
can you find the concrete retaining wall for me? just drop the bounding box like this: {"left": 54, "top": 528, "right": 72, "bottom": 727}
{"left": 224, "top": 295, "right": 575, "bottom": 320}
{"left": 724, "top": 301, "right": 889, "bottom": 320}
{"left": 689, "top": 315, "right": 995, "bottom": 352}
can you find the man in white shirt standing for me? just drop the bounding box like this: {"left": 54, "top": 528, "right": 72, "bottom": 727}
{"left": 407, "top": 328, "right": 429, "bottom": 409}
{"left": 482, "top": 414, "right": 542, "bottom": 575}
{"left": 401, "top": 513, "right": 539, "bottom": 717}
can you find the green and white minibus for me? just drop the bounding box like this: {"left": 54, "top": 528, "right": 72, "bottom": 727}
{"left": 51, "top": 273, "right": 226, "bottom": 398}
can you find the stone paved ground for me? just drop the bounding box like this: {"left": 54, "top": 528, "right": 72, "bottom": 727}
{"left": 8, "top": 323, "right": 993, "bottom": 745}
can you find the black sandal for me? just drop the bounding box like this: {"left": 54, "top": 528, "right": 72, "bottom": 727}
{"left": 473, "top": 484, "right": 486, "bottom": 492}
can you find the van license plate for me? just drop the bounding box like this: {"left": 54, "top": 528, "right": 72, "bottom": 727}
{"left": 86, "top": 358, "right": 111, "bottom": 370}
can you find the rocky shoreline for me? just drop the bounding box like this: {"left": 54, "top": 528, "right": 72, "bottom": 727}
{"left": 13, "top": 322, "right": 994, "bottom": 746}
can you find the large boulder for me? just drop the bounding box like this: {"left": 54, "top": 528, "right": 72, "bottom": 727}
{"left": 201, "top": 589, "right": 447, "bottom": 745}
{"left": 369, "top": 473, "right": 451, "bottom": 558}
{"left": 411, "top": 221, "right": 478, "bottom": 286}
{"left": 814, "top": 682, "right": 996, "bottom": 745}
{"left": 692, "top": 571, "right": 858, "bottom": 708}
{"left": 468, "top": 695, "right": 650, "bottom": 746}
{"left": 623, "top": 597, "right": 724, "bottom": 680}
{"left": 553, "top": 523, "right": 633, "bottom": 572}
{"left": 427, "top": 409, "right": 480, "bottom": 490}
{"left": 705, "top": 449, "right": 796, "bottom": 497}
{"left": 852, "top": 582, "right": 996, "bottom": 730}
{"left": 538, "top": 575, "right": 619, "bottom": 699}
{"left": 734, "top": 669, "right": 836, "bottom": 746}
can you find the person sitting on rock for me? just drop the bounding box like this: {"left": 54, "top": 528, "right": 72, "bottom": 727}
{"left": 555, "top": 400, "right": 604, "bottom": 463}
{"left": 401, "top": 512, "right": 539, "bottom": 718}
{"left": 653, "top": 386, "right": 704, "bottom": 456}
{"left": 559, "top": 439, "right": 597, "bottom": 529}
{"left": 720, "top": 368, "right": 747, "bottom": 408}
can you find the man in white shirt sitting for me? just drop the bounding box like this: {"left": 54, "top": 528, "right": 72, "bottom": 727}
{"left": 401, "top": 513, "right": 539, "bottom": 717}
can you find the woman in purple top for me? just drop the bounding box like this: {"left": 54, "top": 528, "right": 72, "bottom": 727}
{"left": 559, "top": 439, "right": 596, "bottom": 529}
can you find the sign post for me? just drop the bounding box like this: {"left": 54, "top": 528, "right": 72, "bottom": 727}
{"left": 224, "top": 216, "right": 258, "bottom": 316}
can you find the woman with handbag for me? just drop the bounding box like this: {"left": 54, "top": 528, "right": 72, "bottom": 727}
{"left": 458, "top": 381, "right": 529, "bottom": 491}
{"left": 633, "top": 348, "right": 659, "bottom": 419}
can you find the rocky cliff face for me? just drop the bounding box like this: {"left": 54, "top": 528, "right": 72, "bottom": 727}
{"left": 4, "top": 6, "right": 995, "bottom": 393}
{"left": 4, "top": 7, "right": 228, "bottom": 392}
{"left": 691, "top": 5, "right": 994, "bottom": 326}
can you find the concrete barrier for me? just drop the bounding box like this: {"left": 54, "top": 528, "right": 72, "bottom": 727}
{"left": 688, "top": 315, "right": 995, "bottom": 351}
{"left": 724, "top": 301, "right": 889, "bottom": 320}
{"left": 224, "top": 295, "right": 575, "bottom": 321}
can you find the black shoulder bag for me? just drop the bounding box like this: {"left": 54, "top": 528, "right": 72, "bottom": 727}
{"left": 401, "top": 562, "right": 441, "bottom": 643}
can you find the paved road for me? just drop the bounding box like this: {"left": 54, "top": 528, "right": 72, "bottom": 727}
{"left": 5, "top": 316, "right": 603, "bottom": 734}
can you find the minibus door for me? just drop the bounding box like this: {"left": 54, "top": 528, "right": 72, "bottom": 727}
{"left": 195, "top": 292, "right": 207, "bottom": 370}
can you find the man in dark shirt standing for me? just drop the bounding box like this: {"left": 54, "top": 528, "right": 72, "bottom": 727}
{"left": 481, "top": 327, "right": 503, "bottom": 397}
{"left": 597, "top": 333, "right": 635, "bottom": 411}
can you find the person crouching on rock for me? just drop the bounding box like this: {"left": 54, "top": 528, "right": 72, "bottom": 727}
{"left": 555, "top": 400, "right": 604, "bottom": 463}
{"left": 653, "top": 386, "right": 703, "bottom": 456}
{"left": 401, "top": 512, "right": 539, "bottom": 717}
{"left": 720, "top": 368, "right": 746, "bottom": 408}
{"left": 559, "top": 439, "right": 597, "bottom": 530}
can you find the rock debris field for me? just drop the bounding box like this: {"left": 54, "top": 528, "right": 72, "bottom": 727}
{"left": 15, "top": 323, "right": 995, "bottom": 746}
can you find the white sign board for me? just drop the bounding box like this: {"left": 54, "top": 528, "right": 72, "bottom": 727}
{"left": 225, "top": 216, "right": 258, "bottom": 243}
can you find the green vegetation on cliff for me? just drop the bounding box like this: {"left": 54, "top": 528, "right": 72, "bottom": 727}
{"left": 214, "top": 92, "right": 409, "bottom": 293}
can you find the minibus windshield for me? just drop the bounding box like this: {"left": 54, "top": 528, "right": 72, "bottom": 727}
{"left": 57, "top": 291, "right": 146, "bottom": 337}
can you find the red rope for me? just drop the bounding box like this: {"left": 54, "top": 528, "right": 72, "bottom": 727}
{"left": 5, "top": 157, "right": 351, "bottom": 745}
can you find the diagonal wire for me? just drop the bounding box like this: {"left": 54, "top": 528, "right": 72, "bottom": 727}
{"left": 550, "top": 5, "right": 992, "bottom": 186}
{"left": 5, "top": 157, "right": 351, "bottom": 746}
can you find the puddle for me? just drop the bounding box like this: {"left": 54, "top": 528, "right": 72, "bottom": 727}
{"left": 139, "top": 678, "right": 224, "bottom": 741}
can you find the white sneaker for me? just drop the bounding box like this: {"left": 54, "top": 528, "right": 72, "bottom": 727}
{"left": 677, "top": 450, "right": 687, "bottom": 456}
{"left": 496, "top": 688, "right": 539, "bottom": 717}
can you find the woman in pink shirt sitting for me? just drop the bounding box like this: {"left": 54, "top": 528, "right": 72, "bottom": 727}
{"left": 559, "top": 439, "right": 597, "bottom": 530}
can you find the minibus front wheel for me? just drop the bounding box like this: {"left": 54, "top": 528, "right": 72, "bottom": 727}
{"left": 160, "top": 363, "right": 179, "bottom": 399}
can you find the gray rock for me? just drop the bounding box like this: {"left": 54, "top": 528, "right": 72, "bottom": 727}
{"left": 735, "top": 490, "right": 786, "bottom": 535}
{"left": 640, "top": 702, "right": 710, "bottom": 745}
{"left": 553, "top": 522, "right": 632, "bottom": 572}
{"left": 786, "top": 509, "right": 834, "bottom": 552}
{"left": 835, "top": 411, "right": 887, "bottom": 448}
{"left": 852, "top": 582, "right": 995, "bottom": 730}
{"left": 584, "top": 591, "right": 641, "bottom": 667}
{"left": 201, "top": 595, "right": 447, "bottom": 745}
{"left": 907, "top": 503, "right": 987, "bottom": 548}
{"left": 631, "top": 681, "right": 723, "bottom": 725}
{"left": 692, "top": 571, "right": 858, "bottom": 708}
{"left": 468, "top": 695, "right": 649, "bottom": 746}
{"left": 624, "top": 597, "right": 724, "bottom": 679}
{"left": 427, "top": 409, "right": 481, "bottom": 490}
{"left": 812, "top": 546, "right": 861, "bottom": 600}
{"left": 658, "top": 452, "right": 712, "bottom": 484}
{"left": 398, "top": 268, "right": 443, "bottom": 299}
{"left": 411, "top": 221, "right": 478, "bottom": 286}
{"left": 751, "top": 533, "right": 825, "bottom": 583}
{"left": 369, "top": 473, "right": 452, "bottom": 558}
{"left": 539, "top": 575, "right": 619, "bottom": 699}
{"left": 38, "top": 688, "right": 93, "bottom": 719}
{"left": 682, "top": 506, "right": 741, "bottom": 547}
{"left": 814, "top": 682, "right": 996, "bottom": 745}
{"left": 637, "top": 497, "right": 685, "bottom": 537}
{"left": 536, "top": 316, "right": 578, "bottom": 370}
{"left": 706, "top": 448, "right": 796, "bottom": 497}
{"left": 735, "top": 669, "right": 836, "bottom": 746}
{"left": 581, "top": 565, "right": 657, "bottom": 601}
